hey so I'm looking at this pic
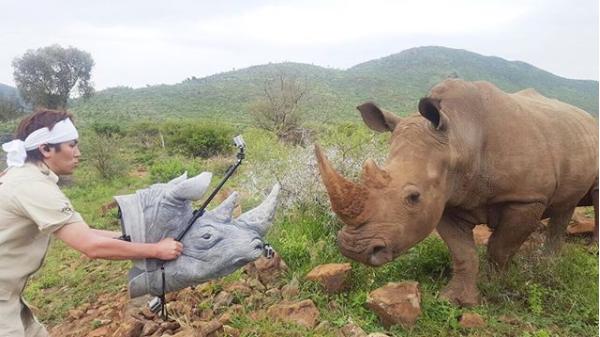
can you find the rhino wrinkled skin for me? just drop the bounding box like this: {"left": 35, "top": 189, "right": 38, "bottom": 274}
{"left": 114, "top": 172, "right": 280, "bottom": 298}
{"left": 316, "top": 79, "right": 598, "bottom": 306}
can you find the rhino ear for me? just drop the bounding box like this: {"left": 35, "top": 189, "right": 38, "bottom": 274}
{"left": 167, "top": 172, "right": 212, "bottom": 201}
{"left": 167, "top": 171, "right": 188, "bottom": 185}
{"left": 357, "top": 102, "right": 401, "bottom": 132}
{"left": 418, "top": 97, "right": 449, "bottom": 131}
{"left": 236, "top": 184, "right": 280, "bottom": 236}
{"left": 207, "top": 192, "right": 239, "bottom": 223}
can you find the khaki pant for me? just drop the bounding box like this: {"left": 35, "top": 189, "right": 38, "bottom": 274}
{"left": 0, "top": 289, "right": 47, "bottom": 337}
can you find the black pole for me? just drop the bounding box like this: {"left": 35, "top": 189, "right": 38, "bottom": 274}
{"left": 175, "top": 147, "right": 244, "bottom": 242}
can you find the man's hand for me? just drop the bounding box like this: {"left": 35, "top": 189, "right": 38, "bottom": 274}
{"left": 154, "top": 237, "right": 184, "bottom": 260}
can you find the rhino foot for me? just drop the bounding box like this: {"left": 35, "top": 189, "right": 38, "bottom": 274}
{"left": 440, "top": 284, "right": 480, "bottom": 307}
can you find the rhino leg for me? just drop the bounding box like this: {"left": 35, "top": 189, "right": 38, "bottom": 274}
{"left": 487, "top": 203, "right": 545, "bottom": 270}
{"left": 436, "top": 212, "right": 479, "bottom": 307}
{"left": 545, "top": 207, "right": 575, "bottom": 252}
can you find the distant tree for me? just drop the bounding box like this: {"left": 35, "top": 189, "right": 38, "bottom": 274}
{"left": 12, "top": 45, "right": 94, "bottom": 109}
{"left": 249, "top": 70, "right": 310, "bottom": 144}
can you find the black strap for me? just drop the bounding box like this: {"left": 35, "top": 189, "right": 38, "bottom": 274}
{"left": 160, "top": 265, "right": 167, "bottom": 320}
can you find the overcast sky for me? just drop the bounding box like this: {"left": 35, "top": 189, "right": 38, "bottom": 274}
{"left": 1, "top": 0, "right": 597, "bottom": 90}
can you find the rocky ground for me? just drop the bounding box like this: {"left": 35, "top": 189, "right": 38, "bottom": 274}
{"left": 47, "top": 210, "right": 596, "bottom": 337}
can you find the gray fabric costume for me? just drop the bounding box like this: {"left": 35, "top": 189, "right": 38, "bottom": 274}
{"left": 114, "top": 172, "right": 280, "bottom": 298}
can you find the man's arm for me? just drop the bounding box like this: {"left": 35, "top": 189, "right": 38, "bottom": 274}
{"left": 54, "top": 221, "right": 183, "bottom": 260}
{"left": 91, "top": 228, "right": 122, "bottom": 238}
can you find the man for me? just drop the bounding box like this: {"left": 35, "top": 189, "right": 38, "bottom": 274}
{"left": 0, "top": 109, "right": 183, "bottom": 337}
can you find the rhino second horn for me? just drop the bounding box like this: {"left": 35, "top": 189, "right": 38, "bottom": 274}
{"left": 236, "top": 183, "right": 280, "bottom": 236}
{"left": 361, "top": 159, "right": 390, "bottom": 188}
{"left": 314, "top": 144, "right": 369, "bottom": 226}
{"left": 167, "top": 172, "right": 213, "bottom": 201}
{"left": 208, "top": 191, "right": 240, "bottom": 222}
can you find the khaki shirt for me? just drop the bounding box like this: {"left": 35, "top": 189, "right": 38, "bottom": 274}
{"left": 0, "top": 163, "right": 83, "bottom": 299}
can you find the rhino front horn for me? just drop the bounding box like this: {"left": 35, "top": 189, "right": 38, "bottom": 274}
{"left": 314, "top": 144, "right": 369, "bottom": 226}
{"left": 236, "top": 183, "right": 280, "bottom": 236}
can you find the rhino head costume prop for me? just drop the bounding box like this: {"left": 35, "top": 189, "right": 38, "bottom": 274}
{"left": 114, "top": 172, "right": 280, "bottom": 298}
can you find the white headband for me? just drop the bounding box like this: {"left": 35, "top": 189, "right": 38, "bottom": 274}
{"left": 2, "top": 118, "right": 79, "bottom": 168}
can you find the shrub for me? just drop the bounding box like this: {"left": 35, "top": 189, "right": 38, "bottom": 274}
{"left": 148, "top": 156, "right": 207, "bottom": 182}
{"left": 162, "top": 121, "right": 234, "bottom": 158}
{"left": 90, "top": 121, "right": 123, "bottom": 137}
{"left": 82, "top": 133, "right": 128, "bottom": 180}
{"left": 128, "top": 121, "right": 164, "bottom": 149}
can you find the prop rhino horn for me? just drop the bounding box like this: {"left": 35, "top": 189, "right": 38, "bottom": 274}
{"left": 207, "top": 191, "right": 240, "bottom": 223}
{"left": 314, "top": 144, "right": 369, "bottom": 226}
{"left": 167, "top": 172, "right": 212, "bottom": 201}
{"left": 235, "top": 183, "right": 280, "bottom": 236}
{"left": 167, "top": 171, "right": 188, "bottom": 185}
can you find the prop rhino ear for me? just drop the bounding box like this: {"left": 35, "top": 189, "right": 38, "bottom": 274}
{"left": 167, "top": 172, "right": 212, "bottom": 201}
{"left": 236, "top": 184, "right": 280, "bottom": 236}
{"left": 167, "top": 171, "right": 188, "bottom": 185}
{"left": 207, "top": 192, "right": 240, "bottom": 222}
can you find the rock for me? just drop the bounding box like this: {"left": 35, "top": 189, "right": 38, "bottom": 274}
{"left": 340, "top": 322, "right": 367, "bottom": 337}
{"left": 161, "top": 321, "right": 181, "bottom": 331}
{"left": 218, "top": 311, "right": 232, "bottom": 325}
{"left": 223, "top": 325, "right": 240, "bottom": 337}
{"left": 459, "top": 312, "right": 485, "bottom": 328}
{"left": 168, "top": 301, "right": 193, "bottom": 318}
{"left": 246, "top": 278, "right": 266, "bottom": 291}
{"left": 121, "top": 294, "right": 152, "bottom": 320}
{"left": 265, "top": 288, "right": 282, "bottom": 300}
{"left": 213, "top": 291, "right": 234, "bottom": 310}
{"left": 114, "top": 318, "right": 144, "bottom": 337}
{"left": 267, "top": 299, "right": 320, "bottom": 329}
{"left": 68, "top": 309, "right": 84, "bottom": 320}
{"left": 281, "top": 278, "right": 300, "bottom": 300}
{"left": 244, "top": 251, "right": 288, "bottom": 287}
{"left": 366, "top": 281, "right": 421, "bottom": 328}
{"left": 306, "top": 263, "right": 352, "bottom": 294}
{"left": 141, "top": 321, "right": 160, "bottom": 336}
{"left": 198, "top": 308, "right": 215, "bottom": 321}
{"left": 196, "top": 320, "right": 224, "bottom": 337}
{"left": 243, "top": 293, "right": 265, "bottom": 308}
{"left": 88, "top": 326, "right": 111, "bottom": 337}
{"left": 170, "top": 328, "right": 195, "bottom": 337}
{"left": 225, "top": 281, "right": 253, "bottom": 297}
{"left": 473, "top": 225, "right": 492, "bottom": 245}
{"left": 568, "top": 208, "right": 595, "bottom": 234}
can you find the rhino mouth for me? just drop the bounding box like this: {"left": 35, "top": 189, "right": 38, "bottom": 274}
{"left": 337, "top": 230, "right": 393, "bottom": 266}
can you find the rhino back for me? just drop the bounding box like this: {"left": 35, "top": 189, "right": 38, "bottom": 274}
{"left": 433, "top": 80, "right": 598, "bottom": 209}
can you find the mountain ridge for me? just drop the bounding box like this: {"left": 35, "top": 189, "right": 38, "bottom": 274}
{"left": 3, "top": 46, "right": 597, "bottom": 122}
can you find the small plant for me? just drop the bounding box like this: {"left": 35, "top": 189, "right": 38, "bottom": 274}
{"left": 527, "top": 283, "right": 545, "bottom": 315}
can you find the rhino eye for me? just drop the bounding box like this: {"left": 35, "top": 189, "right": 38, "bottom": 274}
{"left": 407, "top": 191, "right": 420, "bottom": 204}
{"left": 202, "top": 233, "right": 212, "bottom": 240}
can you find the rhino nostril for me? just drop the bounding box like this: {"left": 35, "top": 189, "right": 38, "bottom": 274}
{"left": 255, "top": 243, "right": 263, "bottom": 250}
{"left": 372, "top": 245, "right": 386, "bottom": 256}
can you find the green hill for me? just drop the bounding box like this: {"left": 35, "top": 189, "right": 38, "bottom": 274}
{"left": 65, "top": 46, "right": 600, "bottom": 122}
